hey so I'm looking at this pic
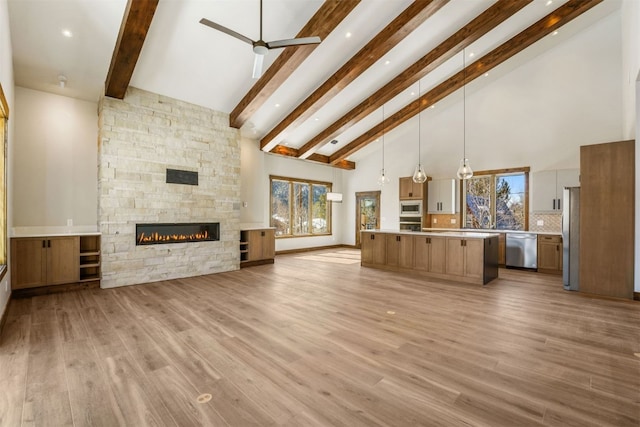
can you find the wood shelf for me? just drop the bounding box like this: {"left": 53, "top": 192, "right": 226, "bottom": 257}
{"left": 11, "top": 234, "right": 102, "bottom": 290}
{"left": 80, "top": 263, "right": 100, "bottom": 269}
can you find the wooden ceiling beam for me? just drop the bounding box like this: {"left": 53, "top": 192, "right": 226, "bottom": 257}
{"left": 270, "top": 145, "right": 355, "bottom": 170}
{"left": 229, "top": 0, "right": 360, "bottom": 129}
{"left": 329, "top": 0, "right": 603, "bottom": 164}
{"left": 105, "top": 0, "right": 159, "bottom": 99}
{"left": 260, "top": 0, "right": 450, "bottom": 154}
{"left": 297, "top": 0, "right": 531, "bottom": 158}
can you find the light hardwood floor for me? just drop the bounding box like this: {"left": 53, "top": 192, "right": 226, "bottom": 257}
{"left": 0, "top": 249, "right": 639, "bottom": 426}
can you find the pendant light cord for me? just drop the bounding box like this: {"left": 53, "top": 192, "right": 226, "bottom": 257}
{"left": 382, "top": 104, "right": 385, "bottom": 171}
{"left": 463, "top": 49, "right": 466, "bottom": 164}
{"left": 418, "top": 80, "right": 421, "bottom": 162}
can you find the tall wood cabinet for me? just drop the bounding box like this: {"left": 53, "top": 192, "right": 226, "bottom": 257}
{"left": 579, "top": 140, "right": 634, "bottom": 299}
{"left": 11, "top": 234, "right": 101, "bottom": 291}
{"left": 399, "top": 176, "right": 429, "bottom": 231}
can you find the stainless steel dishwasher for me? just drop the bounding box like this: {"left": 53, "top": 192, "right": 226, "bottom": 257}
{"left": 506, "top": 233, "right": 537, "bottom": 269}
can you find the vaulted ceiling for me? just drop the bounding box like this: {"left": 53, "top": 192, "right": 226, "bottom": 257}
{"left": 8, "top": 0, "right": 620, "bottom": 170}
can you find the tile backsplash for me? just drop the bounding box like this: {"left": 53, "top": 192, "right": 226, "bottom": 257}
{"left": 530, "top": 213, "right": 561, "bottom": 233}
{"left": 429, "top": 214, "right": 462, "bottom": 229}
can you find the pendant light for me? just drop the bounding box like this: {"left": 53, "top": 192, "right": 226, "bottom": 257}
{"left": 456, "top": 49, "right": 473, "bottom": 180}
{"left": 412, "top": 79, "right": 427, "bottom": 184}
{"left": 377, "top": 104, "right": 390, "bottom": 186}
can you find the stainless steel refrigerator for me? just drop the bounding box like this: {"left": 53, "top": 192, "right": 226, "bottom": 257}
{"left": 562, "top": 187, "right": 580, "bottom": 291}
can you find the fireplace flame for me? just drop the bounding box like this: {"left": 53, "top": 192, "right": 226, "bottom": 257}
{"left": 138, "top": 230, "right": 209, "bottom": 245}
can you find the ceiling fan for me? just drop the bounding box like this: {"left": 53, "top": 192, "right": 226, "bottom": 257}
{"left": 200, "top": 0, "right": 321, "bottom": 79}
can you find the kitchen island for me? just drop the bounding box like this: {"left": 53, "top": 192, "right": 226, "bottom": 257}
{"left": 361, "top": 230, "right": 499, "bottom": 285}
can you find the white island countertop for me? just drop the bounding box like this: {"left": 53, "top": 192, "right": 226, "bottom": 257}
{"left": 363, "top": 229, "right": 499, "bottom": 239}
{"left": 422, "top": 228, "right": 561, "bottom": 237}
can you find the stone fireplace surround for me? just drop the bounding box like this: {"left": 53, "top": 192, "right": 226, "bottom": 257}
{"left": 97, "top": 87, "right": 240, "bottom": 288}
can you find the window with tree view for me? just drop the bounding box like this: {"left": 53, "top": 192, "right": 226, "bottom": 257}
{"left": 270, "top": 176, "right": 331, "bottom": 237}
{"left": 463, "top": 168, "right": 529, "bottom": 231}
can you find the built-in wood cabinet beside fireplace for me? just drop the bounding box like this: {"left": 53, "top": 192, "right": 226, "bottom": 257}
{"left": 10, "top": 234, "right": 101, "bottom": 292}
{"left": 240, "top": 228, "right": 275, "bottom": 267}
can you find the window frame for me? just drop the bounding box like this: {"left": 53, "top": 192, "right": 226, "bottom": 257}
{"left": 0, "top": 83, "right": 8, "bottom": 281}
{"left": 269, "top": 175, "right": 332, "bottom": 238}
{"left": 462, "top": 167, "right": 530, "bottom": 231}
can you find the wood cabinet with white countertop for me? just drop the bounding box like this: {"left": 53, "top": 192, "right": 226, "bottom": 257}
{"left": 11, "top": 234, "right": 101, "bottom": 292}
{"left": 362, "top": 230, "right": 498, "bottom": 285}
{"left": 240, "top": 228, "right": 275, "bottom": 267}
{"left": 537, "top": 234, "right": 562, "bottom": 274}
{"left": 386, "top": 233, "right": 414, "bottom": 269}
{"left": 413, "top": 235, "right": 445, "bottom": 274}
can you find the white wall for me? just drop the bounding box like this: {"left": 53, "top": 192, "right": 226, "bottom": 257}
{"left": 13, "top": 87, "right": 98, "bottom": 231}
{"left": 621, "top": 0, "right": 640, "bottom": 294}
{"left": 342, "top": 8, "right": 624, "bottom": 245}
{"left": 622, "top": 0, "right": 639, "bottom": 140}
{"left": 0, "top": 0, "right": 14, "bottom": 321}
{"left": 240, "top": 137, "right": 344, "bottom": 251}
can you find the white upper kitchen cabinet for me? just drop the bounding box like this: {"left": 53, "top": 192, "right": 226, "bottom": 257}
{"left": 428, "top": 179, "right": 459, "bottom": 214}
{"left": 531, "top": 169, "right": 580, "bottom": 213}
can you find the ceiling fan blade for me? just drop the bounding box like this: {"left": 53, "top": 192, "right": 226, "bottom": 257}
{"left": 199, "top": 18, "right": 254, "bottom": 46}
{"left": 266, "top": 36, "right": 321, "bottom": 49}
{"left": 252, "top": 53, "right": 264, "bottom": 79}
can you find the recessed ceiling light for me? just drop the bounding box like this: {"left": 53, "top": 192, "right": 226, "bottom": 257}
{"left": 552, "top": 30, "right": 559, "bottom": 36}
{"left": 345, "top": 32, "right": 352, "bottom": 38}
{"left": 384, "top": 60, "right": 390, "bottom": 65}
{"left": 410, "top": 91, "right": 415, "bottom": 96}
{"left": 430, "top": 105, "right": 435, "bottom": 109}
{"left": 484, "top": 73, "right": 489, "bottom": 77}
{"left": 469, "top": 52, "right": 475, "bottom": 58}
{"left": 62, "top": 29, "right": 73, "bottom": 38}
{"left": 274, "top": 103, "right": 280, "bottom": 108}
{"left": 546, "top": 0, "right": 553, "bottom": 6}
{"left": 314, "top": 117, "right": 319, "bottom": 121}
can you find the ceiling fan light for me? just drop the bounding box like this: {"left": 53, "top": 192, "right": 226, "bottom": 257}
{"left": 253, "top": 43, "right": 268, "bottom": 55}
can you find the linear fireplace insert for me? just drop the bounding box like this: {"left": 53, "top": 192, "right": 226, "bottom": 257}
{"left": 136, "top": 222, "right": 220, "bottom": 245}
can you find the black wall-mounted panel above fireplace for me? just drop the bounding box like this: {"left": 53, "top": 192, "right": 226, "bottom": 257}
{"left": 166, "top": 169, "right": 198, "bottom": 186}
{"left": 136, "top": 223, "right": 220, "bottom": 245}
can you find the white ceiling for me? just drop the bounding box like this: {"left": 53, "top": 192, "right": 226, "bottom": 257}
{"left": 7, "top": 0, "right": 622, "bottom": 164}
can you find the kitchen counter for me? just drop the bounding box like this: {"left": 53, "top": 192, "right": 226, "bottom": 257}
{"left": 372, "top": 229, "right": 500, "bottom": 239}
{"left": 361, "top": 230, "right": 498, "bottom": 285}
{"left": 422, "top": 227, "right": 561, "bottom": 236}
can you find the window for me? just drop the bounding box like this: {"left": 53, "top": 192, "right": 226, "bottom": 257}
{"left": 270, "top": 176, "right": 331, "bottom": 237}
{"left": 0, "top": 84, "right": 7, "bottom": 280}
{"left": 463, "top": 167, "right": 529, "bottom": 231}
